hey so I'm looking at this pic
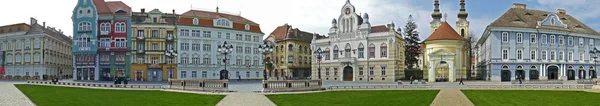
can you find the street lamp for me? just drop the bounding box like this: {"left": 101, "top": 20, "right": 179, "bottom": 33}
{"left": 258, "top": 42, "right": 273, "bottom": 80}
{"left": 314, "top": 48, "right": 324, "bottom": 80}
{"left": 590, "top": 47, "right": 599, "bottom": 80}
{"left": 165, "top": 49, "right": 178, "bottom": 79}
{"left": 217, "top": 41, "right": 234, "bottom": 80}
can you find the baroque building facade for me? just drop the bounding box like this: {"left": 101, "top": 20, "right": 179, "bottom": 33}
{"left": 422, "top": 0, "right": 471, "bottom": 82}
{"left": 264, "top": 24, "right": 315, "bottom": 80}
{"left": 72, "top": 0, "right": 132, "bottom": 81}
{"left": 176, "top": 9, "right": 265, "bottom": 80}
{"left": 476, "top": 3, "right": 600, "bottom": 81}
{"left": 311, "top": 0, "right": 405, "bottom": 82}
{"left": 0, "top": 18, "right": 73, "bottom": 79}
{"left": 131, "top": 9, "right": 178, "bottom": 81}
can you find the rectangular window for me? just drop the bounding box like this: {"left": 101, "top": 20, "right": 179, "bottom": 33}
{"left": 502, "top": 32, "right": 509, "bottom": 43}
{"left": 558, "top": 36, "right": 564, "bottom": 45}
{"left": 381, "top": 66, "right": 386, "bottom": 75}
{"left": 358, "top": 48, "right": 364, "bottom": 58}
{"left": 245, "top": 47, "right": 251, "bottom": 54}
{"left": 34, "top": 39, "right": 40, "bottom": 48}
{"left": 192, "top": 71, "right": 197, "bottom": 78}
{"left": 137, "top": 43, "right": 144, "bottom": 50}
{"left": 246, "top": 72, "right": 250, "bottom": 78}
{"left": 358, "top": 66, "right": 364, "bottom": 75}
{"left": 579, "top": 38, "right": 584, "bottom": 47}
{"left": 217, "top": 32, "right": 222, "bottom": 38}
{"left": 203, "top": 31, "right": 211, "bottom": 38}
{"left": 369, "top": 46, "right": 375, "bottom": 58}
{"left": 568, "top": 52, "right": 573, "bottom": 61}
{"left": 100, "top": 39, "right": 111, "bottom": 47}
{"left": 541, "top": 51, "right": 547, "bottom": 60}
{"left": 530, "top": 34, "right": 537, "bottom": 44}
{"left": 181, "top": 43, "right": 189, "bottom": 51}
{"left": 181, "top": 71, "right": 187, "bottom": 78}
{"left": 550, "top": 51, "right": 556, "bottom": 60}
{"left": 245, "top": 35, "right": 251, "bottom": 41}
{"left": 369, "top": 67, "right": 374, "bottom": 75}
{"left": 236, "top": 34, "right": 243, "bottom": 40}
{"left": 541, "top": 34, "right": 547, "bottom": 44}
{"left": 236, "top": 46, "right": 243, "bottom": 53}
{"left": 516, "top": 33, "right": 522, "bottom": 43}
{"left": 568, "top": 37, "right": 573, "bottom": 46}
{"left": 203, "top": 44, "right": 211, "bottom": 51}
{"left": 530, "top": 50, "right": 536, "bottom": 60}
{"left": 181, "top": 57, "right": 188, "bottom": 64}
{"left": 558, "top": 51, "right": 563, "bottom": 60}
{"left": 253, "top": 36, "right": 260, "bottom": 42}
{"left": 203, "top": 57, "right": 210, "bottom": 65}
{"left": 202, "top": 71, "right": 207, "bottom": 78}
{"left": 333, "top": 68, "right": 338, "bottom": 76}
{"left": 226, "top": 33, "right": 231, "bottom": 39}
{"left": 180, "top": 29, "right": 189, "bottom": 36}
{"left": 152, "top": 43, "right": 158, "bottom": 50}
{"left": 517, "top": 49, "right": 523, "bottom": 60}
{"left": 580, "top": 52, "right": 585, "bottom": 61}
{"left": 502, "top": 49, "right": 508, "bottom": 60}
{"left": 550, "top": 35, "right": 555, "bottom": 44}
{"left": 138, "top": 30, "right": 144, "bottom": 37}
{"left": 325, "top": 68, "right": 330, "bottom": 76}
{"left": 256, "top": 72, "right": 259, "bottom": 78}
{"left": 152, "top": 30, "right": 158, "bottom": 38}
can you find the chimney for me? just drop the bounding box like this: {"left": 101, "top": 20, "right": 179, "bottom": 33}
{"left": 512, "top": 3, "right": 527, "bottom": 9}
{"left": 43, "top": 22, "right": 45, "bottom": 28}
{"left": 557, "top": 9, "right": 566, "bottom": 14}
{"left": 141, "top": 8, "right": 145, "bottom": 14}
{"left": 172, "top": 9, "right": 175, "bottom": 14}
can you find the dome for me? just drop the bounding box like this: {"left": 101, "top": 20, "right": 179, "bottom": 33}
{"left": 363, "top": 13, "right": 369, "bottom": 19}
{"left": 332, "top": 18, "right": 337, "bottom": 24}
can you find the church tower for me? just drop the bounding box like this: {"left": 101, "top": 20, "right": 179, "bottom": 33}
{"left": 430, "top": 0, "right": 442, "bottom": 34}
{"left": 456, "top": 0, "right": 470, "bottom": 39}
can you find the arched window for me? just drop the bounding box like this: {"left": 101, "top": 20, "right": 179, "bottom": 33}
{"left": 531, "top": 66, "right": 537, "bottom": 70}
{"left": 380, "top": 43, "right": 387, "bottom": 58}
{"left": 344, "top": 43, "right": 351, "bottom": 58}
{"left": 100, "top": 23, "right": 111, "bottom": 32}
{"left": 298, "top": 45, "right": 303, "bottom": 54}
{"left": 358, "top": 43, "right": 364, "bottom": 58}
{"left": 304, "top": 46, "right": 308, "bottom": 54}
{"left": 193, "top": 18, "right": 199, "bottom": 25}
{"left": 369, "top": 43, "right": 375, "bottom": 58}
{"left": 78, "top": 22, "right": 91, "bottom": 31}
{"left": 333, "top": 45, "right": 339, "bottom": 60}
{"left": 117, "top": 22, "right": 126, "bottom": 32}
{"left": 516, "top": 65, "right": 523, "bottom": 69}
{"left": 502, "top": 65, "right": 509, "bottom": 69}
{"left": 288, "top": 44, "right": 293, "bottom": 51}
{"left": 280, "top": 45, "right": 284, "bottom": 52}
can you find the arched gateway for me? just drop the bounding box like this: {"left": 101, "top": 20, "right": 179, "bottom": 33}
{"left": 343, "top": 66, "right": 353, "bottom": 81}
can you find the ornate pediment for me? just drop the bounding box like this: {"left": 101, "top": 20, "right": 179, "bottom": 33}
{"left": 428, "top": 49, "right": 455, "bottom": 56}
{"left": 537, "top": 13, "right": 567, "bottom": 28}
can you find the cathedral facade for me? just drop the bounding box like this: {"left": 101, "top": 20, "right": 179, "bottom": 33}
{"left": 422, "top": 0, "right": 472, "bottom": 82}
{"left": 311, "top": 0, "right": 405, "bottom": 82}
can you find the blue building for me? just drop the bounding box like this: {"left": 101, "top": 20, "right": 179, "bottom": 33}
{"left": 476, "top": 3, "right": 600, "bottom": 82}
{"left": 72, "top": 0, "right": 99, "bottom": 80}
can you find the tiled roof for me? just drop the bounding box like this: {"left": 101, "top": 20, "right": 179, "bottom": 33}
{"left": 105, "top": 1, "right": 130, "bottom": 14}
{"left": 371, "top": 25, "right": 389, "bottom": 33}
{"left": 424, "top": 22, "right": 464, "bottom": 42}
{"left": 132, "top": 9, "right": 178, "bottom": 25}
{"left": 93, "top": 0, "right": 111, "bottom": 15}
{"left": 0, "top": 23, "right": 30, "bottom": 34}
{"left": 182, "top": 10, "right": 257, "bottom": 25}
{"left": 268, "top": 24, "right": 318, "bottom": 43}
{"left": 488, "top": 6, "right": 600, "bottom": 35}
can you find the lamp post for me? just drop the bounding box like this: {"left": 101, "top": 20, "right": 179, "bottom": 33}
{"left": 314, "top": 48, "right": 324, "bottom": 80}
{"left": 590, "top": 47, "right": 599, "bottom": 80}
{"left": 258, "top": 42, "right": 273, "bottom": 80}
{"left": 217, "top": 41, "right": 234, "bottom": 80}
{"left": 164, "top": 49, "right": 177, "bottom": 79}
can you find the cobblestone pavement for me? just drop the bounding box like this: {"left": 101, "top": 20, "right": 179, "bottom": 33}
{"left": 430, "top": 88, "right": 474, "bottom": 106}
{"left": 215, "top": 94, "right": 276, "bottom": 106}
{"left": 0, "top": 81, "right": 35, "bottom": 106}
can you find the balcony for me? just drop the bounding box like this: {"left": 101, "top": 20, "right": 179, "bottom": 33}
{"left": 137, "top": 36, "right": 145, "bottom": 40}
{"left": 100, "top": 31, "right": 109, "bottom": 35}
{"left": 147, "top": 64, "right": 163, "bottom": 69}
{"left": 136, "top": 50, "right": 145, "bottom": 54}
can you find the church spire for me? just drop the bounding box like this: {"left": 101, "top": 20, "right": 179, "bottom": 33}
{"left": 431, "top": 0, "right": 442, "bottom": 20}
{"left": 458, "top": 0, "right": 468, "bottom": 20}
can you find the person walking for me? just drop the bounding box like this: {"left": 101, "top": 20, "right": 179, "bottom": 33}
{"left": 519, "top": 76, "right": 523, "bottom": 84}
{"left": 459, "top": 77, "right": 464, "bottom": 85}
{"left": 410, "top": 76, "right": 413, "bottom": 84}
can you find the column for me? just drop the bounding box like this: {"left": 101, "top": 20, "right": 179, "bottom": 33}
{"left": 449, "top": 62, "right": 455, "bottom": 82}
{"left": 428, "top": 60, "right": 436, "bottom": 82}
{"left": 525, "top": 69, "right": 530, "bottom": 80}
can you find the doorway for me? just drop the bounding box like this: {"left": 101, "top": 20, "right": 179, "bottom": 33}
{"left": 548, "top": 66, "right": 559, "bottom": 80}
{"left": 529, "top": 70, "right": 539, "bottom": 80}
{"left": 567, "top": 70, "right": 575, "bottom": 80}
{"left": 515, "top": 70, "right": 524, "bottom": 80}
{"left": 578, "top": 70, "right": 586, "bottom": 79}
{"left": 591, "top": 70, "right": 597, "bottom": 79}
{"left": 343, "top": 66, "right": 353, "bottom": 81}
{"left": 501, "top": 70, "right": 510, "bottom": 81}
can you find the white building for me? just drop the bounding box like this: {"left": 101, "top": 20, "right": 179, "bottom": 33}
{"left": 176, "top": 9, "right": 265, "bottom": 80}
{"left": 0, "top": 18, "right": 73, "bottom": 79}
{"left": 311, "top": 0, "right": 405, "bottom": 82}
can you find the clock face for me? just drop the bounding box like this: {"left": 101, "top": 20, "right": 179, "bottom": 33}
{"left": 345, "top": 8, "right": 350, "bottom": 15}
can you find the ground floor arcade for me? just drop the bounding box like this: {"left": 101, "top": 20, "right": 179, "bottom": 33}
{"left": 485, "top": 63, "right": 599, "bottom": 82}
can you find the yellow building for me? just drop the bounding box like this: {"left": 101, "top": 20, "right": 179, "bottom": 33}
{"left": 264, "top": 24, "right": 314, "bottom": 80}
{"left": 422, "top": 0, "right": 471, "bottom": 82}
{"left": 130, "top": 9, "right": 178, "bottom": 81}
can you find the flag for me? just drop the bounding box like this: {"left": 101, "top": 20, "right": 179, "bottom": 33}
{"left": 0, "top": 51, "right": 4, "bottom": 75}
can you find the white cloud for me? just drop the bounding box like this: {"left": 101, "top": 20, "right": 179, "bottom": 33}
{"left": 535, "top": 0, "right": 600, "bottom": 28}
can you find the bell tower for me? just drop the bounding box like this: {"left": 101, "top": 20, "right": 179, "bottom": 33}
{"left": 456, "top": 0, "right": 470, "bottom": 39}
{"left": 430, "top": 0, "right": 442, "bottom": 34}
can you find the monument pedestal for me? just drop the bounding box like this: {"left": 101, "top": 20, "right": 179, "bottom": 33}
{"left": 593, "top": 79, "right": 600, "bottom": 90}
{"left": 540, "top": 76, "right": 548, "bottom": 81}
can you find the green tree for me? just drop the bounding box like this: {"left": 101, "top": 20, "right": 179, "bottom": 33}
{"left": 403, "top": 15, "right": 421, "bottom": 69}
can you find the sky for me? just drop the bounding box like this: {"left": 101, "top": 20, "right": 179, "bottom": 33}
{"left": 1, "top": 0, "right": 600, "bottom": 41}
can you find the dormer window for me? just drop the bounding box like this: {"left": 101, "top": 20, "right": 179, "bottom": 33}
{"left": 193, "top": 18, "right": 199, "bottom": 25}
{"left": 214, "top": 18, "right": 232, "bottom": 28}
{"left": 87, "top": 10, "right": 91, "bottom": 13}
{"left": 79, "top": 10, "right": 83, "bottom": 14}
{"left": 244, "top": 24, "right": 250, "bottom": 30}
